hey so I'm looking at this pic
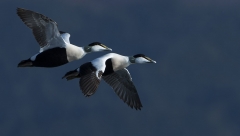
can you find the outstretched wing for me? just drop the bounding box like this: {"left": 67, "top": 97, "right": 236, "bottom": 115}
{"left": 17, "top": 8, "right": 65, "bottom": 49}
{"left": 103, "top": 68, "right": 142, "bottom": 110}
{"left": 79, "top": 62, "right": 102, "bottom": 97}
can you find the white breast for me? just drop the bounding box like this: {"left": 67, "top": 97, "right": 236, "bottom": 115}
{"left": 65, "top": 43, "right": 85, "bottom": 62}
{"left": 111, "top": 54, "right": 130, "bottom": 71}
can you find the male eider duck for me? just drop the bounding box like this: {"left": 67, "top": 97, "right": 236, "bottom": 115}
{"left": 17, "top": 8, "right": 112, "bottom": 67}
{"left": 62, "top": 53, "right": 156, "bottom": 110}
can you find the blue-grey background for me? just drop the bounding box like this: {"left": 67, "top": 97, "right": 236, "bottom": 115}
{"left": 1, "top": 0, "right": 240, "bottom": 136}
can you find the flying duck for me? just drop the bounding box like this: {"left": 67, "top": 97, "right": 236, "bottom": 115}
{"left": 62, "top": 53, "right": 156, "bottom": 110}
{"left": 17, "top": 8, "right": 112, "bottom": 67}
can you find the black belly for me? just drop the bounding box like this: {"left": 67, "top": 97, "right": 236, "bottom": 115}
{"left": 33, "top": 47, "right": 69, "bottom": 67}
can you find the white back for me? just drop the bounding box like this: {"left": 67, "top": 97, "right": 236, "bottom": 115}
{"left": 91, "top": 53, "right": 130, "bottom": 78}
{"left": 91, "top": 53, "right": 115, "bottom": 76}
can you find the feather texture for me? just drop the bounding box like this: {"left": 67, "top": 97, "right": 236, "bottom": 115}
{"left": 103, "top": 68, "right": 142, "bottom": 110}
{"left": 17, "top": 8, "right": 64, "bottom": 49}
{"left": 79, "top": 62, "right": 102, "bottom": 97}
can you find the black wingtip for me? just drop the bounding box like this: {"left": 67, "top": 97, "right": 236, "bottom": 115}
{"left": 130, "top": 105, "right": 142, "bottom": 111}
{"left": 16, "top": 7, "right": 26, "bottom": 13}
{"left": 135, "top": 106, "right": 142, "bottom": 111}
{"left": 85, "top": 95, "right": 91, "bottom": 97}
{"left": 16, "top": 7, "right": 21, "bottom": 10}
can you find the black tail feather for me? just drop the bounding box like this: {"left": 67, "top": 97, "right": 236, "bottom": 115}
{"left": 18, "top": 59, "right": 33, "bottom": 67}
{"left": 62, "top": 69, "right": 80, "bottom": 80}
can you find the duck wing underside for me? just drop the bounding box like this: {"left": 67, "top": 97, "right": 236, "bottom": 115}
{"left": 79, "top": 62, "right": 102, "bottom": 97}
{"left": 102, "top": 68, "right": 142, "bottom": 110}
{"left": 17, "top": 8, "right": 64, "bottom": 50}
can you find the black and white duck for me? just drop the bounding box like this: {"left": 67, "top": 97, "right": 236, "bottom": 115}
{"left": 62, "top": 53, "right": 156, "bottom": 110}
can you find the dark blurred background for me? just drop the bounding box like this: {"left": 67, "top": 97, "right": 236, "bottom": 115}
{"left": 1, "top": 0, "right": 240, "bottom": 136}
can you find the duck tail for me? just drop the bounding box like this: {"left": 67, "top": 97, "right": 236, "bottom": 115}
{"left": 62, "top": 69, "right": 80, "bottom": 80}
{"left": 18, "top": 59, "right": 33, "bottom": 67}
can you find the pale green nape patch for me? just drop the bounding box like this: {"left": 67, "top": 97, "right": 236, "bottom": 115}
{"left": 128, "top": 56, "right": 135, "bottom": 63}
{"left": 83, "top": 46, "right": 92, "bottom": 53}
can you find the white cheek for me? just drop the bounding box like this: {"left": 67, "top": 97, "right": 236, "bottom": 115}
{"left": 91, "top": 45, "right": 105, "bottom": 52}
{"left": 135, "top": 57, "right": 150, "bottom": 63}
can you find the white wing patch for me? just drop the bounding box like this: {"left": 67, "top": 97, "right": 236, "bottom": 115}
{"left": 60, "top": 33, "right": 71, "bottom": 44}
